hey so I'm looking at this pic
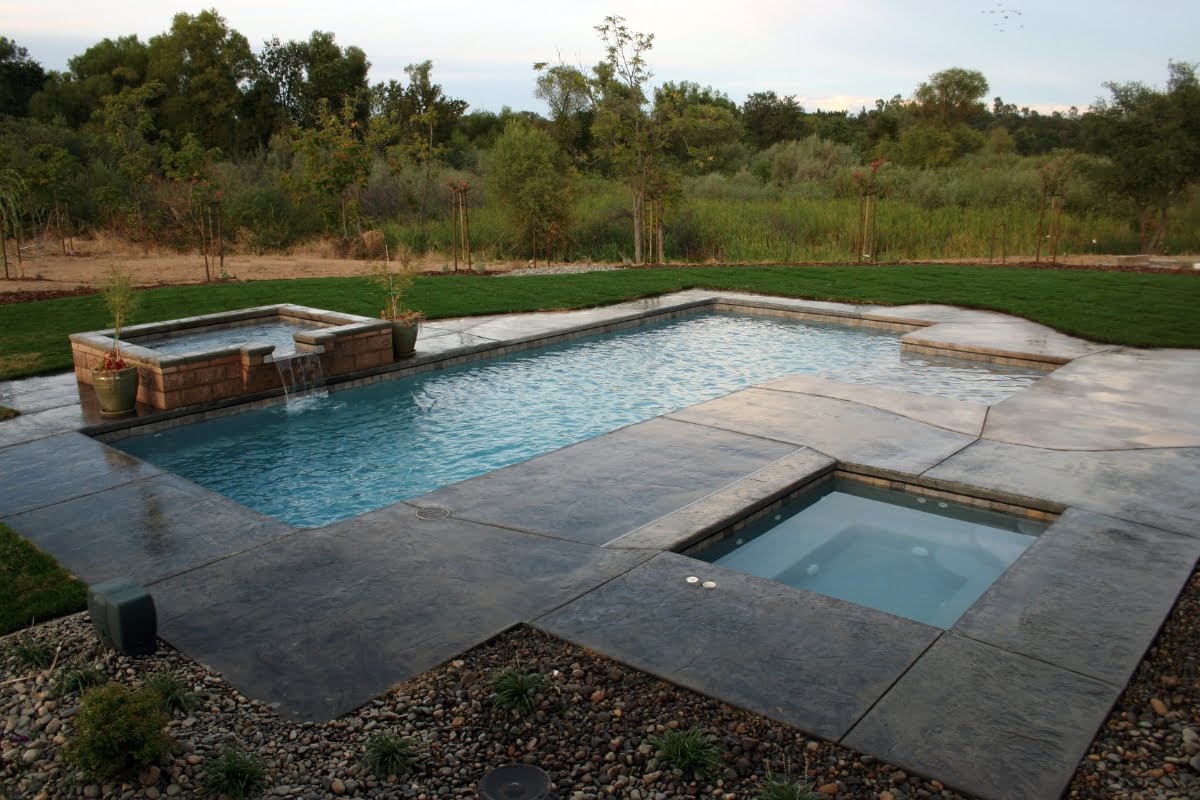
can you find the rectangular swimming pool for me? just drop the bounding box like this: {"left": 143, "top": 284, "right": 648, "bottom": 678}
{"left": 114, "top": 312, "right": 1044, "bottom": 527}
{"left": 692, "top": 479, "right": 1046, "bottom": 628}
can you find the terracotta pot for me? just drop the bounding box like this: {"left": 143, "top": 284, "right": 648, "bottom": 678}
{"left": 390, "top": 320, "right": 419, "bottom": 358}
{"left": 92, "top": 366, "right": 139, "bottom": 415}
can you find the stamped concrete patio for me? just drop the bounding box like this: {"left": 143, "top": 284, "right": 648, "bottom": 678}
{"left": 1, "top": 291, "right": 1197, "bottom": 800}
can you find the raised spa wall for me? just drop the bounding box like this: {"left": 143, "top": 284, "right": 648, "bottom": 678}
{"left": 70, "top": 304, "right": 394, "bottom": 411}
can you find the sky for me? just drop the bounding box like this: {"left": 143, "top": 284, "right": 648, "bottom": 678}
{"left": 5, "top": 1, "right": 1198, "bottom": 115}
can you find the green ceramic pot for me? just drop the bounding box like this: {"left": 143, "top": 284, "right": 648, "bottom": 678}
{"left": 391, "top": 320, "right": 419, "bottom": 358}
{"left": 92, "top": 366, "right": 139, "bottom": 415}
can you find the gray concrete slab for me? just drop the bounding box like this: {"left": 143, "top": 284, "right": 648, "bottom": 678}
{"left": 4, "top": 473, "right": 294, "bottom": 586}
{"left": 611, "top": 448, "right": 835, "bottom": 551}
{"left": 757, "top": 375, "right": 988, "bottom": 436}
{"left": 954, "top": 507, "right": 1200, "bottom": 685}
{"left": 924, "top": 440, "right": 1200, "bottom": 538}
{"left": 152, "top": 505, "right": 650, "bottom": 721}
{"left": 413, "top": 417, "right": 801, "bottom": 545}
{"left": 861, "top": 304, "right": 1019, "bottom": 325}
{"left": 844, "top": 634, "right": 1119, "bottom": 800}
{"left": 0, "top": 372, "right": 84, "bottom": 413}
{"left": 984, "top": 348, "right": 1200, "bottom": 450}
{"left": 0, "top": 403, "right": 89, "bottom": 447}
{"left": 667, "top": 388, "right": 975, "bottom": 474}
{"left": 537, "top": 552, "right": 940, "bottom": 742}
{"left": 0, "top": 432, "right": 162, "bottom": 518}
{"left": 902, "top": 319, "right": 1113, "bottom": 364}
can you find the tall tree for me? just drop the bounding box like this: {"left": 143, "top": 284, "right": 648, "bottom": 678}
{"left": 590, "top": 15, "right": 666, "bottom": 264}
{"left": 1085, "top": 61, "right": 1200, "bottom": 253}
{"left": 30, "top": 36, "right": 148, "bottom": 127}
{"left": 146, "top": 10, "right": 255, "bottom": 151}
{"left": 0, "top": 38, "right": 47, "bottom": 117}
{"left": 259, "top": 32, "right": 370, "bottom": 129}
{"left": 914, "top": 67, "right": 990, "bottom": 128}
{"left": 533, "top": 62, "right": 594, "bottom": 160}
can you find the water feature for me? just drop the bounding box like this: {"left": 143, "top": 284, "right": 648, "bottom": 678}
{"left": 115, "top": 312, "right": 1045, "bottom": 527}
{"left": 132, "top": 319, "right": 321, "bottom": 357}
{"left": 272, "top": 352, "right": 326, "bottom": 402}
{"left": 692, "top": 479, "right": 1045, "bottom": 628}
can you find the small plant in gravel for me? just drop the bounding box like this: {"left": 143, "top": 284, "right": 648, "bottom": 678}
{"left": 8, "top": 633, "right": 55, "bottom": 669}
{"left": 756, "top": 775, "right": 824, "bottom": 800}
{"left": 202, "top": 747, "right": 267, "bottom": 799}
{"left": 648, "top": 728, "right": 722, "bottom": 777}
{"left": 491, "top": 666, "right": 545, "bottom": 715}
{"left": 146, "top": 669, "right": 201, "bottom": 713}
{"left": 57, "top": 666, "right": 105, "bottom": 696}
{"left": 64, "top": 682, "right": 172, "bottom": 780}
{"left": 362, "top": 732, "right": 417, "bottom": 778}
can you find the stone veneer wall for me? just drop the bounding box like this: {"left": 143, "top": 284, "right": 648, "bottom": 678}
{"left": 71, "top": 305, "right": 394, "bottom": 411}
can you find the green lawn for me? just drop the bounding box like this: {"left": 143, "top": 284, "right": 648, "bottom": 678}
{"left": 0, "top": 523, "right": 88, "bottom": 636}
{"left": 2, "top": 265, "right": 1198, "bottom": 381}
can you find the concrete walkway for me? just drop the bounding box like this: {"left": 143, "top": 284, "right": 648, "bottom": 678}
{"left": 2, "top": 291, "right": 1197, "bottom": 800}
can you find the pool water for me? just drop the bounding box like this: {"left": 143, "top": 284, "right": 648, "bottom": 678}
{"left": 693, "top": 479, "right": 1044, "bottom": 628}
{"left": 132, "top": 320, "right": 321, "bottom": 357}
{"left": 115, "top": 313, "right": 1043, "bottom": 527}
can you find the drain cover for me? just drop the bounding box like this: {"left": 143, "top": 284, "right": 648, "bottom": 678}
{"left": 415, "top": 506, "right": 451, "bottom": 520}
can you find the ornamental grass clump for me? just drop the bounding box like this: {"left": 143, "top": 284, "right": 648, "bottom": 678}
{"left": 146, "top": 669, "right": 202, "bottom": 714}
{"left": 648, "top": 727, "right": 722, "bottom": 777}
{"left": 8, "top": 633, "right": 55, "bottom": 669}
{"left": 202, "top": 747, "right": 267, "bottom": 799}
{"left": 64, "top": 683, "right": 171, "bottom": 780}
{"left": 362, "top": 732, "right": 416, "bottom": 778}
{"left": 491, "top": 666, "right": 544, "bottom": 716}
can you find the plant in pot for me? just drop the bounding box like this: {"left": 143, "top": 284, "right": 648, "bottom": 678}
{"left": 370, "top": 246, "right": 423, "bottom": 358}
{"left": 92, "top": 266, "right": 141, "bottom": 415}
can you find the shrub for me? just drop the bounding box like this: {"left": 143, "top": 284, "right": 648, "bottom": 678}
{"left": 648, "top": 728, "right": 722, "bottom": 777}
{"left": 202, "top": 747, "right": 267, "bottom": 799}
{"left": 146, "top": 670, "right": 201, "bottom": 714}
{"left": 64, "top": 683, "right": 171, "bottom": 780}
{"left": 362, "top": 732, "right": 416, "bottom": 778}
{"left": 491, "top": 667, "right": 544, "bottom": 715}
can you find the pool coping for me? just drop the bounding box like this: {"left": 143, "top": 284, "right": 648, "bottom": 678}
{"left": 2, "top": 290, "right": 1197, "bottom": 800}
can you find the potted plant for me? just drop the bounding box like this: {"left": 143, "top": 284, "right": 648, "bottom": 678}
{"left": 92, "top": 266, "right": 141, "bottom": 415}
{"left": 370, "top": 246, "right": 423, "bottom": 358}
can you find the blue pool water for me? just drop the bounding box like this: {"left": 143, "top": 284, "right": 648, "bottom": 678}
{"left": 115, "top": 313, "right": 1043, "bottom": 527}
{"left": 694, "top": 479, "right": 1044, "bottom": 628}
{"left": 133, "top": 320, "right": 320, "bottom": 357}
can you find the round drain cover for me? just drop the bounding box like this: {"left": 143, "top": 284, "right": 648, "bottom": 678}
{"left": 479, "top": 764, "right": 552, "bottom": 800}
{"left": 416, "top": 506, "right": 451, "bottom": 520}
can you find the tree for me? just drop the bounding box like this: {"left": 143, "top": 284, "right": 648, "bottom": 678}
{"left": 589, "top": 15, "right": 667, "bottom": 264}
{"left": 914, "top": 67, "right": 990, "bottom": 129}
{"left": 489, "top": 122, "right": 577, "bottom": 261}
{"left": 741, "top": 91, "right": 805, "bottom": 151}
{"left": 653, "top": 82, "right": 742, "bottom": 173}
{"left": 95, "top": 81, "right": 165, "bottom": 231}
{"left": 0, "top": 38, "right": 47, "bottom": 117}
{"left": 1085, "top": 61, "right": 1200, "bottom": 253}
{"left": 146, "top": 10, "right": 255, "bottom": 152}
{"left": 533, "top": 62, "right": 594, "bottom": 159}
{"left": 259, "top": 32, "right": 370, "bottom": 129}
{"left": 29, "top": 36, "right": 148, "bottom": 127}
{"left": 286, "top": 98, "right": 370, "bottom": 239}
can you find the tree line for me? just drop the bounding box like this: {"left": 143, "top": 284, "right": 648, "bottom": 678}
{"left": 0, "top": 10, "right": 1197, "bottom": 271}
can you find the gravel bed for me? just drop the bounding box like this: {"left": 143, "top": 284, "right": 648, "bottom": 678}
{"left": 501, "top": 264, "right": 623, "bottom": 277}
{"left": 2, "top": 565, "right": 1196, "bottom": 800}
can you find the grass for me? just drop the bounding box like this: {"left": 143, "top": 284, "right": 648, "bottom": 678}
{"left": 146, "top": 670, "right": 202, "bottom": 714}
{"left": 1, "top": 265, "right": 1197, "bottom": 381}
{"left": 8, "top": 632, "right": 56, "bottom": 669}
{"left": 57, "top": 666, "right": 106, "bottom": 696}
{"left": 756, "top": 778, "right": 824, "bottom": 800}
{"left": 0, "top": 522, "right": 88, "bottom": 636}
{"left": 0, "top": 405, "right": 17, "bottom": 420}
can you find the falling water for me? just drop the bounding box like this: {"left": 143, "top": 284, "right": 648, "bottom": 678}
{"left": 272, "top": 352, "right": 327, "bottom": 403}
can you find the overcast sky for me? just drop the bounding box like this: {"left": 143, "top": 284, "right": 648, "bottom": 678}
{"left": 6, "top": 1, "right": 1197, "bottom": 114}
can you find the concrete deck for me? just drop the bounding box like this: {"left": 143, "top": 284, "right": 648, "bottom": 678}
{"left": 2, "top": 291, "right": 1197, "bottom": 800}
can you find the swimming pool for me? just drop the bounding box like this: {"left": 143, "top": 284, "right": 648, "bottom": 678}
{"left": 115, "top": 312, "right": 1043, "bottom": 527}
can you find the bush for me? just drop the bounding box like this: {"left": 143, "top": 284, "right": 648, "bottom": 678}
{"left": 202, "top": 747, "right": 267, "bottom": 799}
{"left": 648, "top": 728, "right": 722, "bottom": 777}
{"left": 362, "top": 732, "right": 416, "bottom": 778}
{"left": 64, "top": 683, "right": 172, "bottom": 780}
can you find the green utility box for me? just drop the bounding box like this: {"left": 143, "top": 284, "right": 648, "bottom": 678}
{"left": 87, "top": 578, "right": 157, "bottom": 656}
